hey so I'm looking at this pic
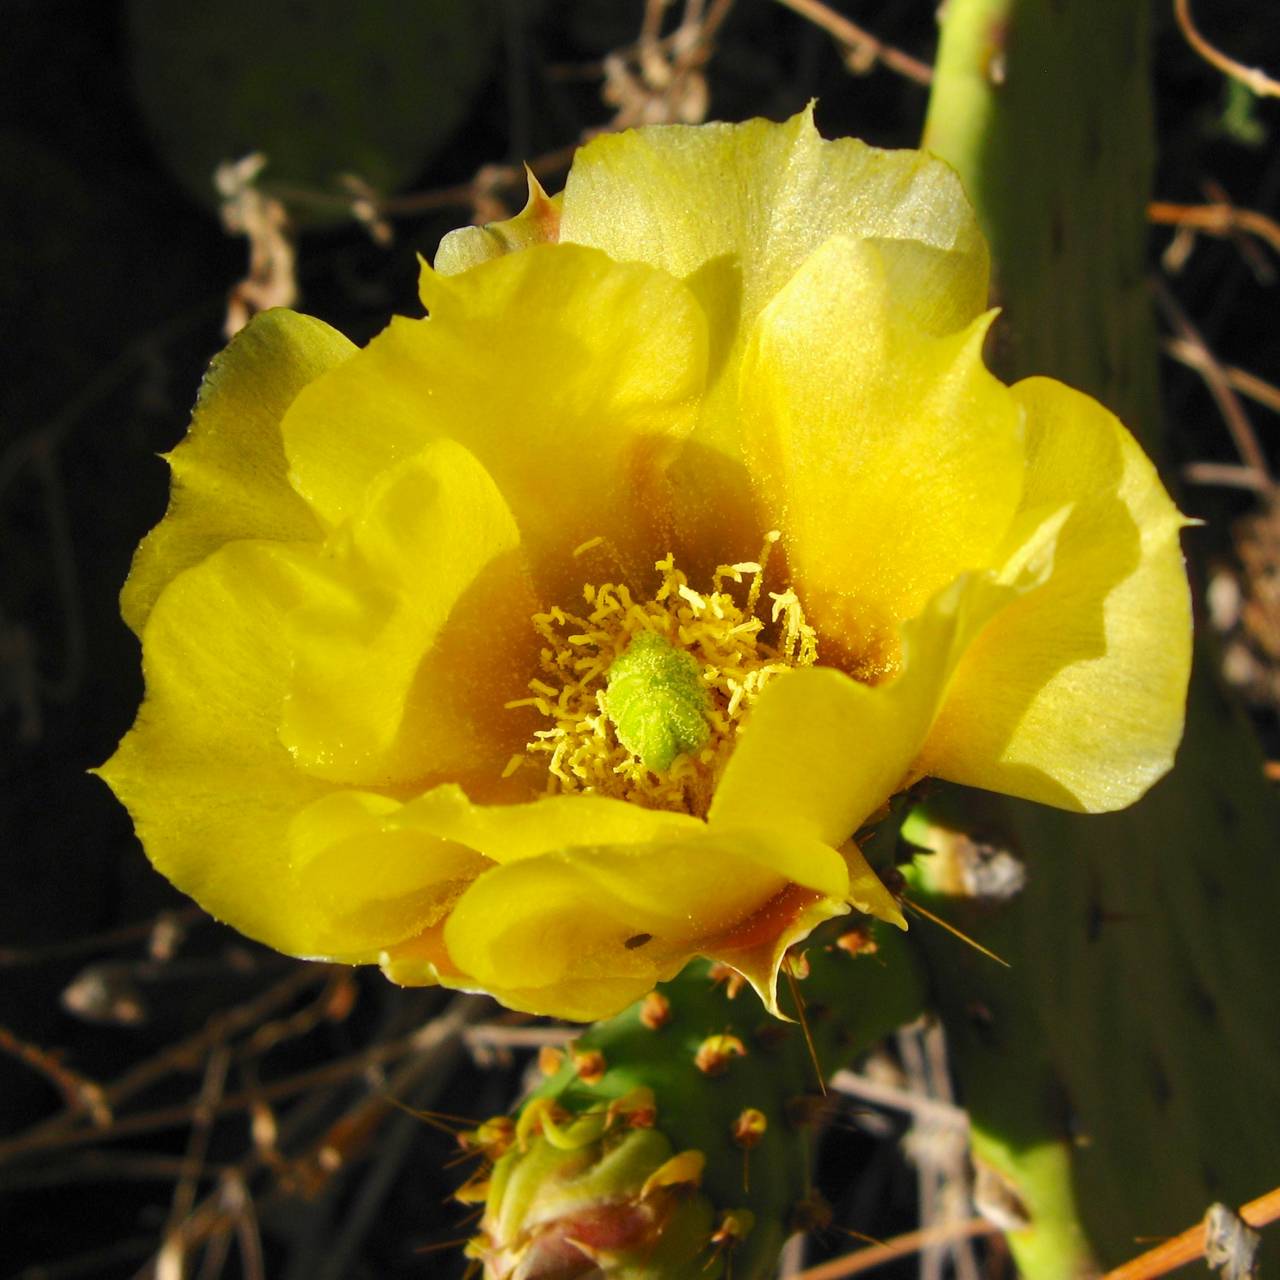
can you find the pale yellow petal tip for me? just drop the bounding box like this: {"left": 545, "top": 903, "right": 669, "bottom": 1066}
{"left": 845, "top": 842, "right": 908, "bottom": 930}
{"left": 710, "top": 887, "right": 851, "bottom": 1021}
{"left": 378, "top": 953, "right": 443, "bottom": 988}
{"left": 432, "top": 175, "right": 564, "bottom": 280}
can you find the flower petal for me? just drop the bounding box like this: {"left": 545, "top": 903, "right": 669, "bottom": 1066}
{"left": 709, "top": 514, "right": 1072, "bottom": 911}
{"left": 561, "top": 105, "right": 988, "bottom": 358}
{"left": 434, "top": 170, "right": 562, "bottom": 275}
{"left": 282, "top": 244, "right": 708, "bottom": 599}
{"left": 709, "top": 885, "right": 851, "bottom": 1019}
{"left": 739, "top": 234, "right": 1025, "bottom": 675}
{"left": 394, "top": 783, "right": 704, "bottom": 862}
{"left": 918, "top": 377, "right": 1192, "bottom": 811}
{"left": 286, "top": 791, "right": 493, "bottom": 956}
{"left": 560, "top": 108, "right": 989, "bottom": 570}
{"left": 99, "top": 542, "right": 347, "bottom": 957}
{"left": 710, "top": 666, "right": 916, "bottom": 848}
{"left": 440, "top": 824, "right": 848, "bottom": 1020}
{"left": 278, "top": 438, "right": 540, "bottom": 787}
{"left": 122, "top": 310, "right": 354, "bottom": 633}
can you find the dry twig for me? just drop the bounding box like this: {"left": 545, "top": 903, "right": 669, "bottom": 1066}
{"left": 1153, "top": 276, "right": 1273, "bottom": 489}
{"left": 216, "top": 153, "right": 298, "bottom": 339}
{"left": 1101, "top": 1185, "right": 1280, "bottom": 1280}
{"left": 0, "top": 965, "right": 325, "bottom": 1167}
{"left": 1163, "top": 338, "right": 1280, "bottom": 417}
{"left": 1173, "top": 0, "right": 1280, "bottom": 99}
{"left": 792, "top": 1218, "right": 1001, "bottom": 1279}
{"left": 0, "top": 1024, "right": 111, "bottom": 1127}
{"left": 773, "top": 0, "right": 932, "bottom": 84}
{"left": 1149, "top": 201, "right": 1280, "bottom": 261}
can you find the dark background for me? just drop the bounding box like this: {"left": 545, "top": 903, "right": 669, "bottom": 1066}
{"left": 2, "top": 2, "right": 1277, "bottom": 1276}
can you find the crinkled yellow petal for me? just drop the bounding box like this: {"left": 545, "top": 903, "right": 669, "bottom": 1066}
{"left": 122, "top": 310, "right": 354, "bottom": 634}
{"left": 440, "top": 823, "right": 849, "bottom": 1021}
{"left": 918, "top": 377, "right": 1192, "bottom": 811}
{"left": 740, "top": 234, "right": 1025, "bottom": 675}
{"left": 98, "top": 542, "right": 353, "bottom": 958}
{"left": 390, "top": 782, "right": 848, "bottom": 895}
{"left": 282, "top": 245, "right": 708, "bottom": 599}
{"left": 560, "top": 108, "right": 989, "bottom": 568}
{"left": 561, "top": 105, "right": 987, "bottom": 359}
{"left": 434, "top": 170, "right": 562, "bottom": 275}
{"left": 394, "top": 783, "right": 704, "bottom": 862}
{"left": 285, "top": 791, "right": 493, "bottom": 955}
{"left": 710, "top": 507, "right": 1075, "bottom": 920}
{"left": 711, "top": 667, "right": 915, "bottom": 849}
{"left": 710, "top": 886, "right": 851, "bottom": 1019}
{"left": 278, "top": 438, "right": 539, "bottom": 787}
{"left": 709, "top": 666, "right": 908, "bottom": 929}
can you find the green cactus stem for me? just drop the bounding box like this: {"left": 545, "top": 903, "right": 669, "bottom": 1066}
{"left": 920, "top": 1, "right": 1280, "bottom": 1275}
{"left": 468, "top": 919, "right": 927, "bottom": 1279}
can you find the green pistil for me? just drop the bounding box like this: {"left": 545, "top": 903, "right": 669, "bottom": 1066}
{"left": 604, "top": 631, "right": 712, "bottom": 772}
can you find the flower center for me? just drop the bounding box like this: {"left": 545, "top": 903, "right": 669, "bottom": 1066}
{"left": 505, "top": 533, "right": 818, "bottom": 816}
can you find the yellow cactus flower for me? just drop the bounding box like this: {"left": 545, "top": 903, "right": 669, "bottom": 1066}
{"left": 98, "top": 110, "right": 1191, "bottom": 1021}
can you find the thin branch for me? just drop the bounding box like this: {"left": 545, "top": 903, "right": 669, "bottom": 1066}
{"left": 264, "top": 142, "right": 581, "bottom": 223}
{"left": 828, "top": 1069, "right": 968, "bottom": 1128}
{"left": 164, "top": 1044, "right": 231, "bottom": 1247}
{"left": 1101, "top": 1186, "right": 1280, "bottom": 1280}
{"left": 1173, "top": 0, "right": 1280, "bottom": 99}
{"left": 1163, "top": 338, "right": 1280, "bottom": 417}
{"left": 1153, "top": 276, "right": 1273, "bottom": 487}
{"left": 1149, "top": 201, "right": 1280, "bottom": 260}
{"left": 462, "top": 1024, "right": 575, "bottom": 1050}
{"left": 793, "top": 1218, "right": 1000, "bottom": 1279}
{"left": 773, "top": 0, "right": 932, "bottom": 84}
{"left": 1182, "top": 461, "right": 1274, "bottom": 492}
{"left": 226, "top": 1173, "right": 267, "bottom": 1280}
{"left": 0, "top": 1024, "right": 111, "bottom": 1126}
{"left": 0, "top": 965, "right": 324, "bottom": 1166}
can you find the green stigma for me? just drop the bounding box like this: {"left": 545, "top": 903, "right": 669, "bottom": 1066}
{"left": 604, "top": 631, "right": 712, "bottom": 772}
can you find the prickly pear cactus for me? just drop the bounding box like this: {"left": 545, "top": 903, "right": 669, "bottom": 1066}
{"left": 471, "top": 6, "right": 1280, "bottom": 1278}
{"left": 467, "top": 921, "right": 926, "bottom": 1278}
{"left": 918, "top": 0, "right": 1280, "bottom": 1274}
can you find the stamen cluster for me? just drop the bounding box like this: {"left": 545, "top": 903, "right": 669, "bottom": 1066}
{"left": 507, "top": 534, "right": 818, "bottom": 816}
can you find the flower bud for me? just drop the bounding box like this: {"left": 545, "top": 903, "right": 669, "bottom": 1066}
{"left": 478, "top": 1115, "right": 716, "bottom": 1279}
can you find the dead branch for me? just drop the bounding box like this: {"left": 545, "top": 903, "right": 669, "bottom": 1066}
{"left": 773, "top": 0, "right": 932, "bottom": 84}
{"left": 1101, "top": 1185, "right": 1280, "bottom": 1280}
{"left": 1173, "top": 0, "right": 1280, "bottom": 99}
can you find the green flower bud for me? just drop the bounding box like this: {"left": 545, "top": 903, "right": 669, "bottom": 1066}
{"left": 477, "top": 1114, "right": 717, "bottom": 1279}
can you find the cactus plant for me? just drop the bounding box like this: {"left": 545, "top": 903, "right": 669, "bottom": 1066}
{"left": 468, "top": 919, "right": 926, "bottom": 1278}
{"left": 916, "top": 0, "right": 1280, "bottom": 1274}
{"left": 477, "top": 4, "right": 1280, "bottom": 1278}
